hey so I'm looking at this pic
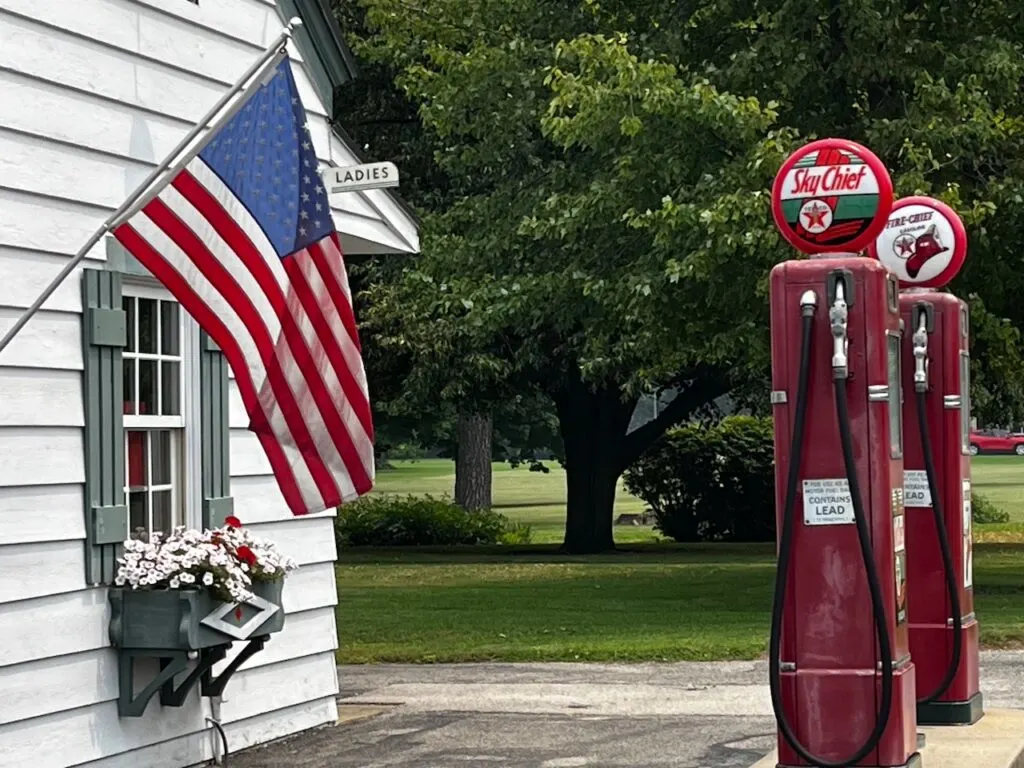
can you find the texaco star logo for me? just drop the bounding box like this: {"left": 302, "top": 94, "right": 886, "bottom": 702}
{"left": 799, "top": 199, "right": 832, "bottom": 234}
{"left": 893, "top": 233, "right": 915, "bottom": 260}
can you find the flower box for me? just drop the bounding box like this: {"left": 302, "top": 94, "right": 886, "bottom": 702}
{"left": 109, "top": 578, "right": 286, "bottom": 651}
{"left": 107, "top": 517, "right": 297, "bottom": 717}
{"left": 108, "top": 516, "right": 296, "bottom": 651}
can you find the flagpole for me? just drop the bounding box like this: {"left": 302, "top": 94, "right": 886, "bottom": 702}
{"left": 0, "top": 17, "right": 303, "bottom": 357}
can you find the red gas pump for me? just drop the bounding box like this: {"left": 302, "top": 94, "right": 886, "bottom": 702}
{"left": 869, "top": 196, "right": 982, "bottom": 726}
{"left": 768, "top": 138, "right": 920, "bottom": 768}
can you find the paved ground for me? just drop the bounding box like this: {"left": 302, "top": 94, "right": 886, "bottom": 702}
{"left": 229, "top": 652, "right": 1024, "bottom": 767}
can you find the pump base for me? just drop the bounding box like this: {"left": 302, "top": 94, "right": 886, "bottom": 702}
{"left": 917, "top": 691, "right": 984, "bottom": 726}
{"left": 775, "top": 754, "right": 922, "bottom": 768}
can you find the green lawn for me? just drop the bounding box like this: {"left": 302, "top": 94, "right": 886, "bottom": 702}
{"left": 335, "top": 544, "right": 1024, "bottom": 663}
{"left": 335, "top": 456, "right": 1024, "bottom": 664}
{"left": 372, "top": 458, "right": 655, "bottom": 544}
{"left": 371, "top": 455, "right": 1024, "bottom": 544}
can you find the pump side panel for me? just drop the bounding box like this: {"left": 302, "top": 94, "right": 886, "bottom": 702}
{"left": 770, "top": 258, "right": 916, "bottom": 766}
{"left": 903, "top": 293, "right": 980, "bottom": 705}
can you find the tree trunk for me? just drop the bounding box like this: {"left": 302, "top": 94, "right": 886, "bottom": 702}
{"left": 552, "top": 366, "right": 732, "bottom": 554}
{"left": 554, "top": 376, "right": 634, "bottom": 554}
{"left": 454, "top": 411, "right": 493, "bottom": 510}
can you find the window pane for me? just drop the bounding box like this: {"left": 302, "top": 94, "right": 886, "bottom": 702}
{"left": 127, "top": 431, "right": 147, "bottom": 490}
{"left": 123, "top": 359, "right": 136, "bottom": 415}
{"left": 151, "top": 430, "right": 172, "bottom": 486}
{"left": 152, "top": 490, "right": 172, "bottom": 536}
{"left": 139, "top": 359, "right": 157, "bottom": 415}
{"left": 161, "top": 302, "right": 180, "bottom": 356}
{"left": 128, "top": 492, "right": 147, "bottom": 538}
{"left": 161, "top": 361, "right": 181, "bottom": 416}
{"left": 138, "top": 298, "right": 157, "bottom": 353}
{"left": 123, "top": 297, "right": 135, "bottom": 353}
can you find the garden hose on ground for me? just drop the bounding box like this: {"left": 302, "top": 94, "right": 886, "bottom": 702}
{"left": 768, "top": 286, "right": 894, "bottom": 768}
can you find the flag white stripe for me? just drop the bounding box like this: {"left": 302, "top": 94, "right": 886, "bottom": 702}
{"left": 188, "top": 159, "right": 290, "bottom": 292}
{"left": 294, "top": 249, "right": 374, "bottom": 428}
{"left": 322, "top": 235, "right": 353, "bottom": 304}
{"left": 179, "top": 171, "right": 364, "bottom": 499}
{"left": 312, "top": 237, "right": 367, "bottom": 391}
{"left": 280, "top": 258, "right": 360, "bottom": 500}
{"left": 291, "top": 249, "right": 374, "bottom": 481}
{"left": 157, "top": 183, "right": 359, "bottom": 503}
{"left": 192, "top": 159, "right": 364, "bottom": 375}
{"left": 128, "top": 210, "right": 323, "bottom": 511}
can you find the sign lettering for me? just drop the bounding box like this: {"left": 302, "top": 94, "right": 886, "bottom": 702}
{"left": 788, "top": 165, "right": 869, "bottom": 196}
{"left": 802, "top": 478, "right": 856, "bottom": 526}
{"left": 903, "top": 470, "right": 932, "bottom": 508}
{"left": 322, "top": 161, "right": 401, "bottom": 194}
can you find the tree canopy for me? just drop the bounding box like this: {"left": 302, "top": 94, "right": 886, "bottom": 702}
{"left": 339, "top": 0, "right": 1024, "bottom": 550}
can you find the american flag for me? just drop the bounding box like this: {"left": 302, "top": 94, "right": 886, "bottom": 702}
{"left": 113, "top": 58, "right": 375, "bottom": 516}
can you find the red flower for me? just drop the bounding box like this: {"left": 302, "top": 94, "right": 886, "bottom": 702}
{"left": 236, "top": 545, "right": 258, "bottom": 566}
{"left": 224, "top": 516, "right": 243, "bottom": 529}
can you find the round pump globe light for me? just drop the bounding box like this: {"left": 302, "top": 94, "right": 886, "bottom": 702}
{"left": 867, "top": 196, "right": 968, "bottom": 289}
{"left": 771, "top": 138, "right": 894, "bottom": 256}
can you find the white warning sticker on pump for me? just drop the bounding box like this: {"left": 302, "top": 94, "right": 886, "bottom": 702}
{"left": 802, "top": 478, "right": 855, "bottom": 526}
{"left": 963, "top": 480, "right": 973, "bottom": 589}
{"left": 904, "top": 470, "right": 932, "bottom": 508}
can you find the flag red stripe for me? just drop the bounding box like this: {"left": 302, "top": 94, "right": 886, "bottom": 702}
{"left": 143, "top": 195, "right": 343, "bottom": 507}
{"left": 174, "top": 171, "right": 371, "bottom": 495}
{"left": 283, "top": 250, "right": 372, "bottom": 434}
{"left": 301, "top": 240, "right": 371, "bottom": 420}
{"left": 299, "top": 242, "right": 372, "bottom": 441}
{"left": 308, "top": 238, "right": 363, "bottom": 355}
{"left": 112, "top": 221, "right": 310, "bottom": 516}
{"left": 281, "top": 255, "right": 372, "bottom": 490}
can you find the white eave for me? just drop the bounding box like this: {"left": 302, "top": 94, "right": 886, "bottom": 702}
{"left": 323, "top": 131, "right": 420, "bottom": 257}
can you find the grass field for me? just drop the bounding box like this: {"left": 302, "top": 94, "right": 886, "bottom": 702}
{"left": 336, "top": 544, "right": 1024, "bottom": 663}
{"left": 372, "top": 459, "right": 654, "bottom": 544}
{"left": 336, "top": 456, "right": 1024, "bottom": 664}
{"left": 371, "top": 456, "right": 1024, "bottom": 543}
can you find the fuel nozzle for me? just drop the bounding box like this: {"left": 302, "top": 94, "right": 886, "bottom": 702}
{"left": 830, "top": 280, "right": 849, "bottom": 379}
{"left": 913, "top": 311, "right": 930, "bottom": 393}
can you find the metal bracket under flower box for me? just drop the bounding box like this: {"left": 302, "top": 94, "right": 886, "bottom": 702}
{"left": 108, "top": 580, "right": 286, "bottom": 717}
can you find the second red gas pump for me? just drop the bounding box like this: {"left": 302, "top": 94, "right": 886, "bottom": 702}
{"left": 869, "top": 197, "right": 983, "bottom": 726}
{"left": 768, "top": 139, "right": 920, "bottom": 767}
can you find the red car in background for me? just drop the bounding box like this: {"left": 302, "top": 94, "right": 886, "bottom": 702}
{"left": 970, "top": 429, "right": 1024, "bottom": 456}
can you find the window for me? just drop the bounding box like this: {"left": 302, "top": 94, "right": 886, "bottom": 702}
{"left": 122, "top": 290, "right": 185, "bottom": 539}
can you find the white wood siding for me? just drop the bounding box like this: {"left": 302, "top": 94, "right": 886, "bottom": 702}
{"left": 0, "top": 0, "right": 411, "bottom": 763}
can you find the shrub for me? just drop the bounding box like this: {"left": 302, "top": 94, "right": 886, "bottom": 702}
{"left": 335, "top": 494, "right": 531, "bottom": 547}
{"left": 623, "top": 415, "right": 776, "bottom": 543}
{"left": 973, "top": 492, "right": 1010, "bottom": 524}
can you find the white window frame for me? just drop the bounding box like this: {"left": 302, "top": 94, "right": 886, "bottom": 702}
{"left": 122, "top": 278, "right": 203, "bottom": 531}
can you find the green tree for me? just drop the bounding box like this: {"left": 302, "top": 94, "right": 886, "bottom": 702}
{"left": 348, "top": 0, "right": 1024, "bottom": 552}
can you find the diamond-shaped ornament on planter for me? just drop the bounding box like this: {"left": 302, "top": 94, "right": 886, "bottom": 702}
{"left": 200, "top": 590, "right": 281, "bottom": 640}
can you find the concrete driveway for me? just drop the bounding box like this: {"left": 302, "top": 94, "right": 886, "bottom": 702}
{"left": 230, "top": 652, "right": 1024, "bottom": 767}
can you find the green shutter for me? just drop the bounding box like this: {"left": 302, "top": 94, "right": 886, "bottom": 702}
{"left": 82, "top": 268, "right": 128, "bottom": 586}
{"left": 200, "top": 331, "right": 233, "bottom": 528}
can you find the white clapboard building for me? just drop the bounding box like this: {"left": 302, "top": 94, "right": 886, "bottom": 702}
{"left": 0, "top": 0, "right": 417, "bottom": 765}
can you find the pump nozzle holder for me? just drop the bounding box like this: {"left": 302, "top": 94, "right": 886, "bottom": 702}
{"left": 830, "top": 283, "right": 849, "bottom": 379}
{"left": 913, "top": 313, "right": 930, "bottom": 392}
{"left": 799, "top": 290, "right": 817, "bottom": 317}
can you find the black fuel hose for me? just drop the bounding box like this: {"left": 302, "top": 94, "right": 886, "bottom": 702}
{"left": 768, "top": 302, "right": 895, "bottom": 768}
{"left": 914, "top": 387, "right": 963, "bottom": 704}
